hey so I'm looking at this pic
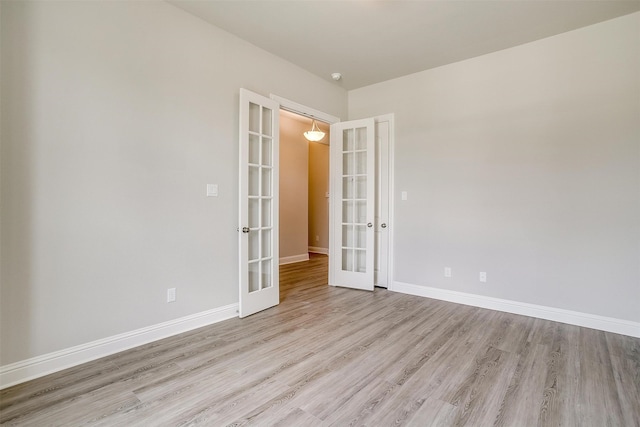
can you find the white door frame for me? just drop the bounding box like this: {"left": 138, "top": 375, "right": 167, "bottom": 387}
{"left": 270, "top": 93, "right": 340, "bottom": 259}
{"left": 270, "top": 95, "right": 340, "bottom": 125}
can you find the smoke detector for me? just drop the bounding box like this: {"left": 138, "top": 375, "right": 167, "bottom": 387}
{"left": 331, "top": 72, "right": 342, "bottom": 81}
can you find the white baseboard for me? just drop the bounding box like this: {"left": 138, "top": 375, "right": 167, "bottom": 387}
{"left": 279, "top": 254, "right": 310, "bottom": 265}
{"left": 0, "top": 303, "right": 238, "bottom": 390}
{"left": 308, "top": 246, "right": 328, "bottom": 255}
{"left": 393, "top": 281, "right": 640, "bottom": 338}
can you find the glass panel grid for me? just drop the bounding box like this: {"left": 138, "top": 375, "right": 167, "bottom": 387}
{"left": 341, "top": 125, "right": 368, "bottom": 274}
{"left": 247, "top": 103, "right": 276, "bottom": 291}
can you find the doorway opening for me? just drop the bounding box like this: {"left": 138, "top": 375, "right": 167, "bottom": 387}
{"left": 278, "top": 110, "right": 330, "bottom": 297}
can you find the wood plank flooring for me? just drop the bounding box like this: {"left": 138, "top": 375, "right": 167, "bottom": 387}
{"left": 2, "top": 253, "right": 639, "bottom": 426}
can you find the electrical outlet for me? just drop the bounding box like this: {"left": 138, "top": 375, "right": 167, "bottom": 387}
{"left": 444, "top": 267, "right": 452, "bottom": 278}
{"left": 316, "top": 235, "right": 320, "bottom": 242}
{"left": 167, "top": 288, "right": 176, "bottom": 302}
{"left": 479, "top": 272, "right": 487, "bottom": 283}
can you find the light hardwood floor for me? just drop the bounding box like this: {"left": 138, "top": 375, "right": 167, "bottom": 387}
{"left": 2, "top": 254, "right": 639, "bottom": 426}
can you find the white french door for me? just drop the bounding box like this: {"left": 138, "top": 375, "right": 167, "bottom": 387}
{"left": 329, "top": 118, "right": 376, "bottom": 291}
{"left": 238, "top": 88, "right": 280, "bottom": 317}
{"left": 374, "top": 119, "right": 391, "bottom": 288}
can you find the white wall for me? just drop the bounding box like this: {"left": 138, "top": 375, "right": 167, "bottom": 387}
{"left": 349, "top": 13, "right": 640, "bottom": 323}
{"left": 0, "top": 0, "right": 346, "bottom": 365}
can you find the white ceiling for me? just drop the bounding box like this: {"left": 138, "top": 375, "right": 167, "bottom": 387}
{"left": 168, "top": 0, "right": 640, "bottom": 90}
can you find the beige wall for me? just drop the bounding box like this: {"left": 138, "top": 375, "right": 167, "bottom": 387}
{"left": 279, "top": 114, "right": 309, "bottom": 260}
{"left": 0, "top": 0, "right": 347, "bottom": 365}
{"left": 308, "top": 139, "right": 329, "bottom": 251}
{"left": 349, "top": 12, "right": 640, "bottom": 322}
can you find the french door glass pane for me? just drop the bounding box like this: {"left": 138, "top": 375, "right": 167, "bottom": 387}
{"left": 355, "top": 225, "right": 366, "bottom": 248}
{"left": 355, "top": 250, "right": 366, "bottom": 272}
{"left": 342, "top": 201, "right": 353, "bottom": 223}
{"left": 342, "top": 249, "right": 353, "bottom": 271}
{"left": 249, "top": 166, "right": 259, "bottom": 196}
{"left": 249, "top": 103, "right": 260, "bottom": 133}
{"left": 343, "top": 177, "right": 353, "bottom": 199}
{"left": 262, "top": 137, "right": 272, "bottom": 166}
{"left": 262, "top": 168, "right": 271, "bottom": 197}
{"left": 261, "top": 199, "right": 271, "bottom": 227}
{"left": 249, "top": 198, "right": 259, "bottom": 228}
{"left": 343, "top": 153, "right": 354, "bottom": 175}
{"left": 249, "top": 134, "right": 260, "bottom": 164}
{"left": 342, "top": 225, "right": 354, "bottom": 247}
{"left": 249, "top": 261, "right": 259, "bottom": 292}
{"left": 355, "top": 151, "right": 366, "bottom": 174}
{"left": 261, "top": 229, "right": 271, "bottom": 258}
{"left": 262, "top": 107, "right": 272, "bottom": 136}
{"left": 261, "top": 259, "right": 272, "bottom": 289}
{"left": 355, "top": 127, "right": 367, "bottom": 150}
{"left": 343, "top": 129, "right": 354, "bottom": 151}
{"left": 249, "top": 231, "right": 259, "bottom": 261}
{"left": 355, "top": 200, "right": 366, "bottom": 223}
{"left": 355, "top": 177, "right": 366, "bottom": 199}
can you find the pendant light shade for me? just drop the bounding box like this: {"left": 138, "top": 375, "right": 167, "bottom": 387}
{"left": 304, "top": 120, "right": 325, "bottom": 142}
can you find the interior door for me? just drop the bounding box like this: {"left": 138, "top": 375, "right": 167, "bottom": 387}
{"left": 329, "top": 118, "right": 375, "bottom": 291}
{"left": 374, "top": 119, "right": 390, "bottom": 288}
{"left": 239, "top": 88, "right": 280, "bottom": 317}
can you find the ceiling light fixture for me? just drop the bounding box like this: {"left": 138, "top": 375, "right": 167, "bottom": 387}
{"left": 304, "top": 120, "right": 325, "bottom": 142}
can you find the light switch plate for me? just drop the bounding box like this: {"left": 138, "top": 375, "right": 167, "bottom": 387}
{"left": 167, "top": 288, "right": 176, "bottom": 303}
{"left": 207, "top": 184, "right": 218, "bottom": 197}
{"left": 401, "top": 191, "right": 408, "bottom": 201}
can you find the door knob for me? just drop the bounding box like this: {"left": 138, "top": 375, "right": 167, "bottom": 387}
{"left": 242, "top": 227, "right": 250, "bottom": 233}
{"left": 367, "top": 222, "right": 373, "bottom": 228}
{"left": 381, "top": 223, "right": 387, "bottom": 228}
